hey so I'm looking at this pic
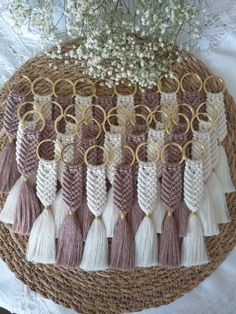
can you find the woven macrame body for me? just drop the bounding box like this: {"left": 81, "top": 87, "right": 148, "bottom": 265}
{"left": 142, "top": 92, "right": 160, "bottom": 111}
{"left": 160, "top": 92, "right": 177, "bottom": 119}
{"left": 116, "top": 94, "right": 134, "bottom": 125}
{"left": 33, "top": 95, "right": 52, "bottom": 121}
{"left": 75, "top": 95, "right": 93, "bottom": 121}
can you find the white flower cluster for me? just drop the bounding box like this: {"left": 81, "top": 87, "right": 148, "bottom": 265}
{"left": 6, "top": 0, "right": 209, "bottom": 87}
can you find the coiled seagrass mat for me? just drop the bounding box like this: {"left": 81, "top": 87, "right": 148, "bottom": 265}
{"left": 0, "top": 41, "right": 236, "bottom": 314}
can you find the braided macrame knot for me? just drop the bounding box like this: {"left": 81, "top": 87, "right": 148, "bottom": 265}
{"left": 184, "top": 159, "right": 204, "bottom": 212}
{"left": 36, "top": 159, "right": 57, "bottom": 207}
{"left": 113, "top": 163, "right": 134, "bottom": 215}
{"left": 17, "top": 128, "right": 40, "bottom": 178}
{"left": 86, "top": 164, "right": 107, "bottom": 217}
{"left": 161, "top": 163, "right": 183, "bottom": 212}
{"left": 62, "top": 163, "right": 84, "bottom": 211}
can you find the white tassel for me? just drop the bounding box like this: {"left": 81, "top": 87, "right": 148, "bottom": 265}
{"left": 135, "top": 216, "right": 157, "bottom": 267}
{"left": 81, "top": 164, "right": 108, "bottom": 271}
{"left": 102, "top": 187, "right": 119, "bottom": 238}
{"left": 181, "top": 213, "right": 209, "bottom": 266}
{"left": 135, "top": 161, "right": 158, "bottom": 267}
{"left": 26, "top": 207, "right": 56, "bottom": 263}
{"left": 52, "top": 189, "right": 69, "bottom": 238}
{"left": 80, "top": 218, "right": 108, "bottom": 271}
{"left": 199, "top": 185, "right": 219, "bottom": 236}
{"left": 215, "top": 145, "right": 235, "bottom": 194}
{"left": 0, "top": 176, "right": 22, "bottom": 224}
{"left": 206, "top": 172, "right": 230, "bottom": 224}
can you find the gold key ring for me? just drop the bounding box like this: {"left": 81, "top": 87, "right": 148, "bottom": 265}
{"left": 114, "top": 79, "right": 137, "bottom": 96}
{"left": 60, "top": 143, "right": 80, "bottom": 165}
{"left": 171, "top": 103, "right": 195, "bottom": 118}
{"left": 126, "top": 113, "right": 149, "bottom": 132}
{"left": 84, "top": 145, "right": 109, "bottom": 166}
{"left": 82, "top": 104, "right": 107, "bottom": 124}
{"left": 166, "top": 112, "right": 190, "bottom": 135}
{"left": 196, "top": 102, "right": 219, "bottom": 123}
{"left": 77, "top": 118, "right": 102, "bottom": 139}
{"left": 129, "top": 104, "right": 152, "bottom": 123}
{"left": 73, "top": 78, "right": 96, "bottom": 97}
{"left": 53, "top": 78, "right": 74, "bottom": 98}
{"left": 148, "top": 105, "right": 169, "bottom": 125}
{"left": 54, "top": 114, "right": 78, "bottom": 136}
{"left": 191, "top": 112, "right": 215, "bottom": 134}
{"left": 183, "top": 140, "right": 206, "bottom": 161}
{"left": 17, "top": 101, "right": 36, "bottom": 121}
{"left": 39, "top": 101, "right": 64, "bottom": 120}
{"left": 21, "top": 110, "right": 45, "bottom": 132}
{"left": 135, "top": 141, "right": 160, "bottom": 163}
{"left": 31, "top": 77, "right": 54, "bottom": 97}
{"left": 203, "top": 75, "right": 225, "bottom": 94}
{"left": 36, "top": 139, "right": 62, "bottom": 162}
{"left": 158, "top": 75, "right": 180, "bottom": 94}
{"left": 102, "top": 113, "right": 126, "bottom": 135}
{"left": 110, "top": 144, "right": 135, "bottom": 166}
{"left": 180, "top": 72, "right": 203, "bottom": 92}
{"left": 160, "top": 143, "right": 184, "bottom": 164}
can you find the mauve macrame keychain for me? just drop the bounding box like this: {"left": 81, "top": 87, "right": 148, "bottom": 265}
{"left": 110, "top": 156, "right": 135, "bottom": 271}
{"left": 135, "top": 142, "right": 159, "bottom": 267}
{"left": 26, "top": 139, "right": 60, "bottom": 264}
{"left": 80, "top": 145, "right": 108, "bottom": 271}
{"left": 142, "top": 91, "right": 160, "bottom": 112}
{"left": 205, "top": 77, "right": 235, "bottom": 193}
{"left": 56, "top": 144, "right": 84, "bottom": 269}
{"left": 0, "top": 92, "right": 24, "bottom": 195}
{"left": 95, "top": 95, "right": 114, "bottom": 123}
{"left": 0, "top": 110, "right": 43, "bottom": 226}
{"left": 181, "top": 140, "right": 209, "bottom": 266}
{"left": 102, "top": 115, "right": 125, "bottom": 238}
{"left": 159, "top": 143, "right": 183, "bottom": 268}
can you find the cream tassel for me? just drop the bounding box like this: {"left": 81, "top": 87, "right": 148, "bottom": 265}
{"left": 135, "top": 161, "right": 158, "bottom": 267}
{"left": 102, "top": 187, "right": 119, "bottom": 238}
{"left": 182, "top": 159, "right": 209, "bottom": 266}
{"left": 52, "top": 189, "right": 69, "bottom": 238}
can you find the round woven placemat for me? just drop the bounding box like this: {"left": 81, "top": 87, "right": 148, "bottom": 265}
{"left": 0, "top": 41, "right": 236, "bottom": 314}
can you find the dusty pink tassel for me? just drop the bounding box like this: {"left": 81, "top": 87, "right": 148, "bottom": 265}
{"left": 130, "top": 199, "right": 145, "bottom": 235}
{"left": 159, "top": 163, "right": 182, "bottom": 267}
{"left": 175, "top": 201, "right": 190, "bottom": 238}
{"left": 12, "top": 128, "right": 41, "bottom": 234}
{"left": 110, "top": 163, "right": 135, "bottom": 271}
{"left": 56, "top": 162, "right": 84, "bottom": 269}
{"left": 0, "top": 93, "right": 23, "bottom": 193}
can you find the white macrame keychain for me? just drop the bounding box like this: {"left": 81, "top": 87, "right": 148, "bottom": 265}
{"left": 135, "top": 142, "right": 159, "bottom": 267}
{"left": 158, "top": 75, "right": 179, "bottom": 119}
{"left": 191, "top": 115, "right": 219, "bottom": 236}
{"left": 147, "top": 108, "right": 166, "bottom": 233}
{"left": 205, "top": 78, "right": 235, "bottom": 193}
{"left": 181, "top": 140, "right": 209, "bottom": 267}
{"left": 26, "top": 139, "right": 60, "bottom": 264}
{"left": 31, "top": 77, "right": 54, "bottom": 121}
{"left": 80, "top": 145, "right": 108, "bottom": 271}
{"left": 198, "top": 115, "right": 230, "bottom": 225}
{"left": 102, "top": 115, "right": 125, "bottom": 238}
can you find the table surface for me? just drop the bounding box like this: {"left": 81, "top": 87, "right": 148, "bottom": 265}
{"left": 0, "top": 4, "right": 236, "bottom": 314}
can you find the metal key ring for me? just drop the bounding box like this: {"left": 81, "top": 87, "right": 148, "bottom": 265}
{"left": 183, "top": 140, "right": 206, "bottom": 161}
{"left": 31, "top": 77, "right": 54, "bottom": 97}
{"left": 160, "top": 143, "right": 184, "bottom": 164}
{"left": 158, "top": 75, "right": 180, "bottom": 93}
{"left": 180, "top": 72, "right": 203, "bottom": 92}
{"left": 135, "top": 141, "right": 160, "bottom": 163}
{"left": 36, "top": 139, "right": 62, "bottom": 162}
{"left": 84, "top": 145, "right": 109, "bottom": 166}
{"left": 203, "top": 75, "right": 225, "bottom": 94}
{"left": 110, "top": 144, "right": 135, "bottom": 166}
{"left": 166, "top": 112, "right": 190, "bottom": 135}
{"left": 21, "top": 110, "right": 45, "bottom": 132}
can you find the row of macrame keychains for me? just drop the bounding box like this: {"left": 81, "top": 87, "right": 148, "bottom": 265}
{"left": 0, "top": 73, "right": 235, "bottom": 271}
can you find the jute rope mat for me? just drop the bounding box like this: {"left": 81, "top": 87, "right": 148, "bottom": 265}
{"left": 0, "top": 41, "right": 236, "bottom": 314}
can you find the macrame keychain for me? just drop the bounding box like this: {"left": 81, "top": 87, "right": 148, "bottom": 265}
{"left": 147, "top": 107, "right": 167, "bottom": 233}
{"left": 181, "top": 72, "right": 204, "bottom": 114}
{"left": 114, "top": 81, "right": 137, "bottom": 126}
{"left": 80, "top": 145, "right": 108, "bottom": 271}
{"left": 31, "top": 77, "right": 54, "bottom": 121}
{"left": 165, "top": 112, "right": 191, "bottom": 237}
{"left": 0, "top": 83, "right": 29, "bottom": 195}
{"left": 191, "top": 114, "right": 219, "bottom": 236}
{"left": 204, "top": 75, "right": 235, "bottom": 193}
{"left": 56, "top": 143, "right": 84, "bottom": 269}
{"left": 52, "top": 113, "right": 78, "bottom": 237}
{"left": 102, "top": 114, "right": 126, "bottom": 238}
{"left": 110, "top": 146, "right": 135, "bottom": 271}
{"left": 0, "top": 108, "right": 43, "bottom": 225}
{"left": 142, "top": 85, "right": 160, "bottom": 112}
{"left": 135, "top": 142, "right": 159, "bottom": 267}
{"left": 12, "top": 110, "right": 44, "bottom": 234}
{"left": 197, "top": 112, "right": 230, "bottom": 225}
{"left": 181, "top": 140, "right": 209, "bottom": 266}
{"left": 26, "top": 139, "right": 61, "bottom": 264}
{"left": 73, "top": 78, "right": 95, "bottom": 121}
{"left": 158, "top": 75, "right": 179, "bottom": 119}
{"left": 159, "top": 143, "right": 184, "bottom": 268}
